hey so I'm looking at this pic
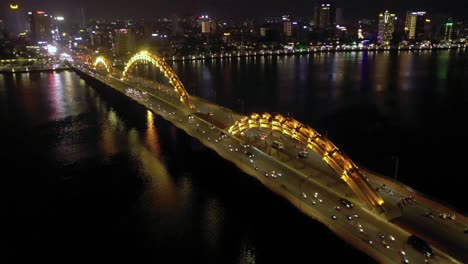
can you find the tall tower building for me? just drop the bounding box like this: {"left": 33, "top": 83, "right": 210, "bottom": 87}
{"left": 378, "top": 10, "right": 396, "bottom": 45}
{"left": 282, "top": 15, "right": 292, "bottom": 37}
{"left": 74, "top": 8, "right": 86, "bottom": 29}
{"left": 113, "top": 28, "right": 135, "bottom": 57}
{"left": 201, "top": 20, "right": 210, "bottom": 34}
{"left": 199, "top": 15, "right": 212, "bottom": 34}
{"left": 316, "top": 2, "right": 336, "bottom": 29}
{"left": 444, "top": 21, "right": 453, "bottom": 42}
{"left": 405, "top": 11, "right": 427, "bottom": 41}
{"left": 28, "top": 11, "right": 52, "bottom": 45}
{"left": 5, "top": 1, "right": 27, "bottom": 37}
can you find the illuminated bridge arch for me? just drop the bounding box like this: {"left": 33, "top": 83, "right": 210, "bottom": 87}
{"left": 93, "top": 56, "right": 113, "bottom": 73}
{"left": 122, "top": 51, "right": 195, "bottom": 109}
{"left": 228, "top": 113, "right": 384, "bottom": 210}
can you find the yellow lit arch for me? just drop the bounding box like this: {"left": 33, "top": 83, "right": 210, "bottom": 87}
{"left": 10, "top": 4, "right": 19, "bottom": 10}
{"left": 228, "top": 113, "right": 384, "bottom": 210}
{"left": 122, "top": 51, "right": 195, "bottom": 109}
{"left": 93, "top": 56, "right": 113, "bottom": 73}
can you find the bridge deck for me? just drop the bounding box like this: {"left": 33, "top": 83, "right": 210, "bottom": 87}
{"left": 72, "top": 62, "right": 467, "bottom": 264}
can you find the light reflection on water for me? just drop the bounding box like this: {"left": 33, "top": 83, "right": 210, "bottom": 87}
{"left": 166, "top": 51, "right": 468, "bottom": 211}
{"left": 6, "top": 50, "right": 467, "bottom": 262}
{"left": 145, "top": 110, "right": 160, "bottom": 158}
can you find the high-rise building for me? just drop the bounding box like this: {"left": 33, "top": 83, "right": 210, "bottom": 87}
{"left": 260, "top": 26, "right": 269, "bottom": 37}
{"left": 336, "top": 8, "right": 344, "bottom": 26}
{"left": 282, "top": 15, "right": 292, "bottom": 37}
{"left": 284, "top": 21, "right": 292, "bottom": 37}
{"left": 378, "top": 10, "right": 396, "bottom": 45}
{"left": 201, "top": 20, "right": 210, "bottom": 34}
{"left": 5, "top": 1, "right": 27, "bottom": 37}
{"left": 315, "top": 2, "right": 336, "bottom": 29}
{"left": 445, "top": 21, "right": 453, "bottom": 42}
{"left": 199, "top": 15, "right": 212, "bottom": 34}
{"left": 423, "top": 18, "right": 432, "bottom": 40}
{"left": 74, "top": 8, "right": 86, "bottom": 29}
{"left": 171, "top": 15, "right": 183, "bottom": 37}
{"left": 405, "top": 11, "right": 427, "bottom": 41}
{"left": 28, "top": 11, "right": 52, "bottom": 45}
{"left": 113, "top": 28, "right": 135, "bottom": 57}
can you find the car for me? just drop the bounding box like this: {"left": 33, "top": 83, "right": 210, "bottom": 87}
{"left": 297, "top": 150, "right": 308, "bottom": 158}
{"left": 381, "top": 240, "right": 390, "bottom": 249}
{"left": 339, "top": 198, "right": 354, "bottom": 208}
{"left": 407, "top": 235, "right": 433, "bottom": 258}
{"left": 272, "top": 140, "right": 284, "bottom": 151}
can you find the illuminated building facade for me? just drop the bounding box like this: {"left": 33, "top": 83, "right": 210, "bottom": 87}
{"left": 445, "top": 22, "right": 453, "bottom": 41}
{"left": 199, "top": 15, "right": 212, "bottom": 34}
{"left": 260, "top": 26, "right": 269, "bottom": 37}
{"left": 316, "top": 2, "right": 336, "bottom": 30}
{"left": 282, "top": 15, "right": 292, "bottom": 37}
{"left": 405, "top": 11, "right": 428, "bottom": 41}
{"left": 113, "top": 28, "right": 136, "bottom": 57}
{"left": 5, "top": 1, "right": 27, "bottom": 37}
{"left": 378, "top": 10, "right": 396, "bottom": 45}
{"left": 201, "top": 21, "right": 210, "bottom": 33}
{"left": 28, "top": 11, "right": 52, "bottom": 45}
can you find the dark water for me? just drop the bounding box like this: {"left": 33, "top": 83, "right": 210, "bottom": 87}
{"left": 2, "top": 50, "right": 467, "bottom": 263}
{"left": 171, "top": 49, "right": 468, "bottom": 212}
{"left": 1, "top": 71, "right": 375, "bottom": 263}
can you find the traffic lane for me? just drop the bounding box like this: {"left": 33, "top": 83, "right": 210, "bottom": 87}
{"left": 79, "top": 68, "right": 460, "bottom": 264}
{"left": 186, "top": 118, "right": 460, "bottom": 260}
{"left": 368, "top": 178, "right": 468, "bottom": 258}
{"left": 364, "top": 169, "right": 468, "bottom": 225}
{"left": 222, "top": 131, "right": 458, "bottom": 260}
{"left": 245, "top": 146, "right": 414, "bottom": 263}
{"left": 394, "top": 203, "right": 468, "bottom": 262}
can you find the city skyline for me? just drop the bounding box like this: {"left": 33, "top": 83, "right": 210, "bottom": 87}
{"left": 4, "top": 0, "right": 467, "bottom": 21}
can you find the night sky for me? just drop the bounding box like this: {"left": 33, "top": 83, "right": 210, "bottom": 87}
{"left": 6, "top": 0, "right": 468, "bottom": 21}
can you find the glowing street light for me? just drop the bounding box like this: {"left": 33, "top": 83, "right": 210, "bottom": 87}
{"left": 47, "top": 45, "right": 58, "bottom": 54}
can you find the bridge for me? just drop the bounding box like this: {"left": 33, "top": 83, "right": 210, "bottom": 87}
{"left": 72, "top": 50, "right": 467, "bottom": 264}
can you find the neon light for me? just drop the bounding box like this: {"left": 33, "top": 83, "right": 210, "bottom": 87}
{"left": 10, "top": 4, "right": 18, "bottom": 9}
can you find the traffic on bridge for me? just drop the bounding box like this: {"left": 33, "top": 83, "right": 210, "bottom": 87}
{"left": 70, "top": 50, "right": 467, "bottom": 264}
